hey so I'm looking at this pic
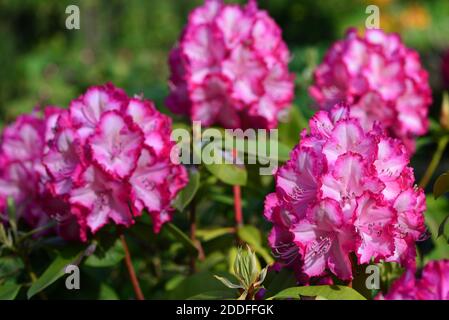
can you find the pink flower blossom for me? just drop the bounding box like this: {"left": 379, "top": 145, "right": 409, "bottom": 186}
{"left": 0, "top": 108, "right": 73, "bottom": 237}
{"left": 378, "top": 260, "right": 449, "bottom": 300}
{"left": 264, "top": 104, "right": 426, "bottom": 281}
{"left": 44, "top": 84, "right": 188, "bottom": 240}
{"left": 166, "top": 0, "right": 294, "bottom": 129}
{"left": 310, "top": 28, "right": 432, "bottom": 154}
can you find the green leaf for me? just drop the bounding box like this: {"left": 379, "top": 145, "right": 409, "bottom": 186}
{"left": 422, "top": 196, "right": 449, "bottom": 261}
{"left": 219, "top": 131, "right": 292, "bottom": 163}
{"left": 214, "top": 275, "right": 243, "bottom": 289}
{"left": 438, "top": 215, "right": 449, "bottom": 238}
{"left": 164, "top": 222, "right": 199, "bottom": 255}
{"left": 187, "top": 290, "right": 236, "bottom": 300}
{"left": 0, "top": 282, "right": 21, "bottom": 300}
{"left": 27, "top": 248, "right": 84, "bottom": 299}
{"left": 237, "top": 225, "right": 274, "bottom": 264}
{"left": 434, "top": 172, "right": 449, "bottom": 199}
{"left": 98, "top": 283, "right": 119, "bottom": 300}
{"left": 264, "top": 268, "right": 297, "bottom": 297}
{"left": 173, "top": 168, "right": 200, "bottom": 212}
{"left": 269, "top": 285, "right": 366, "bottom": 300}
{"left": 196, "top": 227, "right": 235, "bottom": 242}
{"left": 166, "top": 271, "right": 232, "bottom": 299}
{"left": 205, "top": 162, "right": 247, "bottom": 186}
{"left": 85, "top": 239, "right": 125, "bottom": 268}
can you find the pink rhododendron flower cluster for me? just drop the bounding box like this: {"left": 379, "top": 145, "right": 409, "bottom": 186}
{"left": 0, "top": 108, "right": 76, "bottom": 237}
{"left": 309, "top": 28, "right": 432, "bottom": 154}
{"left": 264, "top": 104, "right": 426, "bottom": 281}
{"left": 378, "top": 260, "right": 449, "bottom": 300}
{"left": 43, "top": 83, "right": 188, "bottom": 241}
{"left": 166, "top": 0, "right": 294, "bottom": 129}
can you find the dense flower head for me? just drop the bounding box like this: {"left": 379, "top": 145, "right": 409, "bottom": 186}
{"left": 166, "top": 0, "right": 294, "bottom": 129}
{"left": 43, "top": 83, "right": 188, "bottom": 241}
{"left": 264, "top": 104, "right": 426, "bottom": 281}
{"left": 309, "top": 28, "right": 432, "bottom": 154}
{"left": 378, "top": 260, "right": 449, "bottom": 300}
{"left": 0, "top": 107, "right": 72, "bottom": 235}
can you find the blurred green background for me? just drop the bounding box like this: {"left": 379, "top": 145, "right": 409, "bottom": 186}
{"left": 1, "top": 0, "right": 449, "bottom": 300}
{"left": 1, "top": 0, "right": 448, "bottom": 124}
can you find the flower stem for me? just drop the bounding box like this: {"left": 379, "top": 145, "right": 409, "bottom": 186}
{"left": 119, "top": 233, "right": 144, "bottom": 300}
{"left": 419, "top": 135, "right": 449, "bottom": 189}
{"left": 233, "top": 185, "right": 243, "bottom": 227}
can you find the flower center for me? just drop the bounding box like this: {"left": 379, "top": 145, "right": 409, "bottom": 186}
{"left": 304, "top": 235, "right": 332, "bottom": 263}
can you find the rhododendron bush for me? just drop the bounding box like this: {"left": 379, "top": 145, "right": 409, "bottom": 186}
{"left": 1, "top": 0, "right": 449, "bottom": 302}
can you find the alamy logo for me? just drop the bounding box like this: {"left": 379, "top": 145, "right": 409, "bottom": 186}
{"left": 65, "top": 5, "right": 80, "bottom": 30}
{"left": 65, "top": 264, "right": 80, "bottom": 290}
{"left": 365, "top": 265, "right": 380, "bottom": 290}
{"left": 365, "top": 5, "right": 380, "bottom": 29}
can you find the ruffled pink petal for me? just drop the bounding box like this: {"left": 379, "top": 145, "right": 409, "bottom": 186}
{"left": 88, "top": 111, "right": 143, "bottom": 179}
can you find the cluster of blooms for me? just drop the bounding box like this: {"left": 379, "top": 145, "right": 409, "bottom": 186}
{"left": 309, "top": 28, "right": 432, "bottom": 154}
{"left": 264, "top": 104, "right": 426, "bottom": 281}
{"left": 166, "top": 0, "right": 294, "bottom": 129}
{"left": 378, "top": 260, "right": 449, "bottom": 300}
{"left": 42, "top": 84, "right": 188, "bottom": 241}
{"left": 0, "top": 107, "right": 79, "bottom": 238}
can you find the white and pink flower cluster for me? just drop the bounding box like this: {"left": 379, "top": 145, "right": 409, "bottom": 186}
{"left": 0, "top": 108, "right": 80, "bottom": 239}
{"left": 378, "top": 260, "right": 449, "bottom": 300}
{"left": 166, "top": 0, "right": 294, "bottom": 129}
{"left": 310, "top": 28, "right": 432, "bottom": 154}
{"left": 42, "top": 84, "right": 187, "bottom": 241}
{"left": 264, "top": 104, "right": 426, "bottom": 281}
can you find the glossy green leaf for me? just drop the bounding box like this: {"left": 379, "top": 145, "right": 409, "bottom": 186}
{"left": 27, "top": 248, "right": 84, "bottom": 299}
{"left": 99, "top": 283, "right": 119, "bottom": 300}
{"left": 204, "top": 162, "right": 247, "bottom": 186}
{"left": 269, "top": 285, "right": 366, "bottom": 300}
{"left": 423, "top": 196, "right": 449, "bottom": 261}
{"left": 196, "top": 227, "right": 235, "bottom": 242}
{"left": 219, "top": 131, "right": 292, "bottom": 163}
{"left": 187, "top": 290, "right": 236, "bottom": 300}
{"left": 438, "top": 215, "right": 449, "bottom": 238}
{"left": 173, "top": 168, "right": 200, "bottom": 212}
{"left": 434, "top": 172, "right": 449, "bottom": 199}
{"left": 85, "top": 239, "right": 125, "bottom": 268}
{"left": 0, "top": 282, "right": 21, "bottom": 300}
{"left": 166, "top": 271, "right": 232, "bottom": 299}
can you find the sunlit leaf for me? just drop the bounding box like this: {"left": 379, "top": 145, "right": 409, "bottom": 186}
{"left": 85, "top": 239, "right": 125, "bottom": 268}
{"left": 237, "top": 225, "right": 274, "bottom": 264}
{"left": 269, "top": 285, "right": 366, "bottom": 300}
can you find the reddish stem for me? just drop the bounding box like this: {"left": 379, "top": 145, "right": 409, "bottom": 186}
{"left": 233, "top": 185, "right": 243, "bottom": 227}
{"left": 231, "top": 148, "right": 243, "bottom": 228}
{"left": 119, "top": 234, "right": 145, "bottom": 300}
